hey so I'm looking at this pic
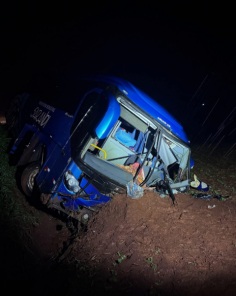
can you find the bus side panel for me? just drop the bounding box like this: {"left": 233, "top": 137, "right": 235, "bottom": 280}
{"left": 35, "top": 142, "right": 71, "bottom": 194}
{"left": 9, "top": 123, "right": 38, "bottom": 165}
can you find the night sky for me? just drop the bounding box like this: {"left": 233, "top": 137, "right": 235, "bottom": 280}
{"left": 1, "top": 2, "right": 235, "bottom": 145}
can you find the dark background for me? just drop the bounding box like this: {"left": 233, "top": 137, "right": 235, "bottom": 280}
{"left": 1, "top": 2, "right": 235, "bottom": 146}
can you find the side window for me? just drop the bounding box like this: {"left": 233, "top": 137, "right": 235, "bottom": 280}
{"left": 112, "top": 118, "right": 153, "bottom": 154}
{"left": 113, "top": 120, "right": 137, "bottom": 149}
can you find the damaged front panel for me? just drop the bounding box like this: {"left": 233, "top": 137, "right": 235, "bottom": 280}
{"left": 79, "top": 95, "right": 191, "bottom": 199}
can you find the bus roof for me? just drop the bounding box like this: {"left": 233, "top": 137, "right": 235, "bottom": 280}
{"left": 85, "top": 75, "right": 190, "bottom": 144}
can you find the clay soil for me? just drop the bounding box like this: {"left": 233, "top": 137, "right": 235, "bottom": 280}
{"left": 2, "top": 145, "right": 236, "bottom": 296}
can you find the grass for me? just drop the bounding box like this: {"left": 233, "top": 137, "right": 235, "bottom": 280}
{"left": 0, "top": 125, "right": 39, "bottom": 247}
{"left": 190, "top": 143, "right": 236, "bottom": 198}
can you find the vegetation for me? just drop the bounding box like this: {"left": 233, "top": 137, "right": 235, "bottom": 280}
{"left": 0, "top": 125, "right": 38, "bottom": 247}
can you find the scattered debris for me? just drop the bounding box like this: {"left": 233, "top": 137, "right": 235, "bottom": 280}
{"left": 190, "top": 174, "right": 209, "bottom": 191}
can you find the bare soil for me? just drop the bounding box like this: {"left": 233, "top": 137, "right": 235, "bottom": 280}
{"left": 2, "top": 145, "right": 236, "bottom": 296}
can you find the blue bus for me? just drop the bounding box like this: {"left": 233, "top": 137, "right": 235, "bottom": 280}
{"left": 8, "top": 75, "right": 193, "bottom": 227}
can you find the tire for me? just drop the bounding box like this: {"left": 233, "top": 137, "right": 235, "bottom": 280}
{"left": 21, "top": 162, "right": 41, "bottom": 197}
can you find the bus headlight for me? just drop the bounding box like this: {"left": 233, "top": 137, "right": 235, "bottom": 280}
{"left": 64, "top": 171, "right": 80, "bottom": 193}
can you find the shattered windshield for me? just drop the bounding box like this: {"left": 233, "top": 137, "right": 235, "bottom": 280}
{"left": 83, "top": 105, "right": 191, "bottom": 198}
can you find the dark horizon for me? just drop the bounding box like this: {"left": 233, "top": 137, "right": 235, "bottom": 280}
{"left": 1, "top": 3, "right": 235, "bottom": 147}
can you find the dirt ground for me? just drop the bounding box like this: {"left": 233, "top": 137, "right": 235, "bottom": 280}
{"left": 2, "top": 145, "right": 236, "bottom": 296}
{"left": 68, "top": 191, "right": 236, "bottom": 296}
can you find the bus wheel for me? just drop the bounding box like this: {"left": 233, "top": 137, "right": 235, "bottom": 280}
{"left": 21, "top": 162, "right": 40, "bottom": 197}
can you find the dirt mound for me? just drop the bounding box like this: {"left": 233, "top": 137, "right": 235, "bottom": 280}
{"left": 63, "top": 191, "right": 236, "bottom": 295}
